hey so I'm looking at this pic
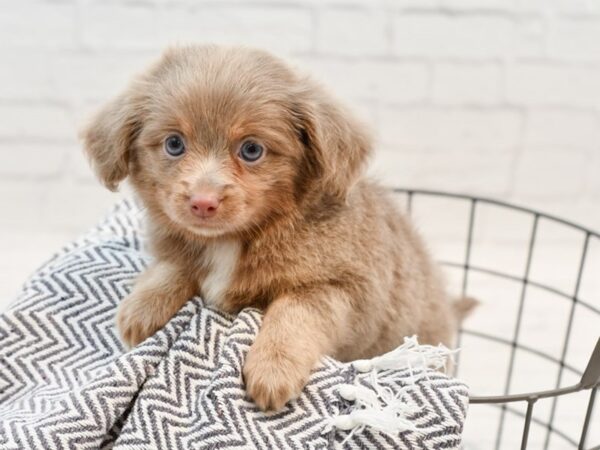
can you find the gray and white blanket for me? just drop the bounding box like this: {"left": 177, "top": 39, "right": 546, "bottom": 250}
{"left": 0, "top": 201, "right": 469, "bottom": 449}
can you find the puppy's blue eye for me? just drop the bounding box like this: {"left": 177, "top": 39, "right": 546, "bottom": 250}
{"left": 164, "top": 134, "right": 185, "bottom": 158}
{"left": 239, "top": 140, "right": 264, "bottom": 163}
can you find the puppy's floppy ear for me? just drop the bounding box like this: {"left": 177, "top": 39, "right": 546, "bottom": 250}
{"left": 81, "top": 86, "right": 146, "bottom": 191}
{"left": 292, "top": 87, "right": 373, "bottom": 201}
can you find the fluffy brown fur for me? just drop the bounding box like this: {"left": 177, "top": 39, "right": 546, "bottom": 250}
{"left": 82, "top": 45, "right": 468, "bottom": 411}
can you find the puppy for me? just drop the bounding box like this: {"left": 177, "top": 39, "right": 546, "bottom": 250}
{"left": 83, "top": 45, "right": 465, "bottom": 411}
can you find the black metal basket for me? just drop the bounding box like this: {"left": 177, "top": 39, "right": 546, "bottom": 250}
{"left": 394, "top": 189, "right": 600, "bottom": 450}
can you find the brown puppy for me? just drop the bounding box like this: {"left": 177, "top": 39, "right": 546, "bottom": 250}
{"left": 83, "top": 45, "right": 461, "bottom": 411}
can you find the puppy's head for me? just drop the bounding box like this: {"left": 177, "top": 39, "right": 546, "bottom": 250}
{"left": 82, "top": 45, "right": 372, "bottom": 238}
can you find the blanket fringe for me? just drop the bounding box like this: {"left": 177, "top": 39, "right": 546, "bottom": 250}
{"left": 352, "top": 335, "right": 457, "bottom": 373}
{"left": 325, "top": 336, "right": 458, "bottom": 442}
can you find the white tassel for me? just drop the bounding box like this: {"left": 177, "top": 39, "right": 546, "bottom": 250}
{"left": 331, "top": 408, "right": 418, "bottom": 433}
{"left": 329, "top": 373, "right": 420, "bottom": 442}
{"left": 329, "top": 390, "right": 419, "bottom": 445}
{"left": 326, "top": 336, "right": 459, "bottom": 442}
{"left": 337, "top": 384, "right": 379, "bottom": 407}
{"left": 352, "top": 335, "right": 457, "bottom": 373}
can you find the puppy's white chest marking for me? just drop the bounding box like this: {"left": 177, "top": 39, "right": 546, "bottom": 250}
{"left": 200, "top": 240, "right": 240, "bottom": 307}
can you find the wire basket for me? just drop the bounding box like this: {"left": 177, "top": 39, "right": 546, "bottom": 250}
{"left": 394, "top": 189, "right": 600, "bottom": 450}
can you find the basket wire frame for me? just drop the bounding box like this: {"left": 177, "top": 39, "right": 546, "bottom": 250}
{"left": 397, "top": 189, "right": 600, "bottom": 450}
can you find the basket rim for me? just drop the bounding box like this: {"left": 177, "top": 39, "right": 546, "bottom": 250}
{"left": 393, "top": 188, "right": 600, "bottom": 240}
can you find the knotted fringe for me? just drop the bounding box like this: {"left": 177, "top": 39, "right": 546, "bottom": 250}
{"left": 352, "top": 335, "right": 457, "bottom": 374}
{"left": 324, "top": 336, "right": 458, "bottom": 443}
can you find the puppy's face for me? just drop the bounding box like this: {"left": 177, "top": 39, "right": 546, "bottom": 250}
{"left": 83, "top": 46, "right": 371, "bottom": 238}
{"left": 131, "top": 55, "right": 306, "bottom": 238}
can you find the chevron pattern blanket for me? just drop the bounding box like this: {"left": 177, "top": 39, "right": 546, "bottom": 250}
{"left": 0, "top": 200, "right": 469, "bottom": 449}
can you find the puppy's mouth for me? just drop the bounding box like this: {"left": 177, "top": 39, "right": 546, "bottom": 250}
{"left": 162, "top": 204, "right": 229, "bottom": 238}
{"left": 184, "top": 211, "right": 249, "bottom": 238}
{"left": 185, "top": 215, "right": 229, "bottom": 235}
{"left": 188, "top": 215, "right": 221, "bottom": 226}
{"left": 188, "top": 223, "right": 228, "bottom": 238}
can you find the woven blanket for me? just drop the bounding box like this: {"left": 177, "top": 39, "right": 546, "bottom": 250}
{"left": 0, "top": 200, "right": 469, "bottom": 449}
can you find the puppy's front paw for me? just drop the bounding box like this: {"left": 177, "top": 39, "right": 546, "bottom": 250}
{"left": 243, "top": 344, "right": 311, "bottom": 411}
{"left": 116, "top": 292, "right": 168, "bottom": 348}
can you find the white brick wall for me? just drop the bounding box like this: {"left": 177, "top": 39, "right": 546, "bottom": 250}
{"left": 392, "top": 15, "right": 518, "bottom": 58}
{"left": 1, "top": 1, "right": 599, "bottom": 445}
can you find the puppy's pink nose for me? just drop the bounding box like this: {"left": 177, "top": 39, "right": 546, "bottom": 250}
{"left": 190, "top": 195, "right": 220, "bottom": 218}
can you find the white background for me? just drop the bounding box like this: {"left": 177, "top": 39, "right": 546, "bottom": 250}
{"left": 0, "top": 1, "right": 598, "bottom": 448}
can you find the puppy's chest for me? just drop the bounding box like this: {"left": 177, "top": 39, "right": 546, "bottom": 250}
{"left": 198, "top": 240, "right": 291, "bottom": 311}
{"left": 199, "top": 240, "right": 241, "bottom": 309}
